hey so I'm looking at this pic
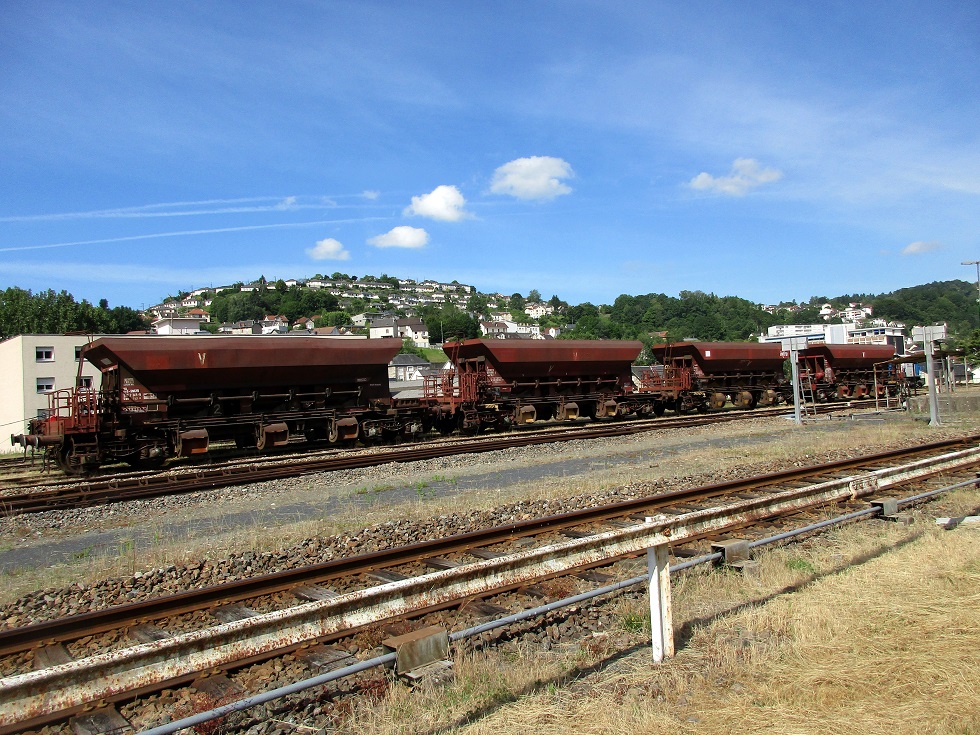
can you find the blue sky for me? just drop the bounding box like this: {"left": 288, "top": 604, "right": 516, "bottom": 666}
{"left": 1, "top": 1, "right": 978, "bottom": 310}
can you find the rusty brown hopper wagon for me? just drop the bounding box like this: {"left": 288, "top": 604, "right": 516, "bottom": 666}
{"left": 648, "top": 342, "right": 788, "bottom": 410}
{"left": 798, "top": 344, "right": 895, "bottom": 371}
{"left": 440, "top": 338, "right": 644, "bottom": 425}
{"left": 82, "top": 335, "right": 401, "bottom": 406}
{"left": 19, "top": 336, "right": 405, "bottom": 473}
{"left": 798, "top": 343, "right": 897, "bottom": 400}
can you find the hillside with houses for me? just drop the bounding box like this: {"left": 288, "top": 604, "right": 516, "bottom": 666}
{"left": 4, "top": 279, "right": 979, "bottom": 361}
{"left": 133, "top": 276, "right": 980, "bottom": 355}
{"left": 144, "top": 275, "right": 564, "bottom": 343}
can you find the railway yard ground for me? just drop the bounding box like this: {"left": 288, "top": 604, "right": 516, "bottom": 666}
{"left": 2, "top": 399, "right": 980, "bottom": 734}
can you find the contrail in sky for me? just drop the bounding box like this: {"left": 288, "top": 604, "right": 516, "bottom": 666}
{"left": 0, "top": 218, "right": 387, "bottom": 253}
{"left": 0, "top": 195, "right": 380, "bottom": 222}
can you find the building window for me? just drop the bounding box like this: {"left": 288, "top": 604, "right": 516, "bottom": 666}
{"left": 35, "top": 347, "right": 54, "bottom": 362}
{"left": 79, "top": 376, "right": 94, "bottom": 389}
{"left": 36, "top": 377, "right": 55, "bottom": 393}
{"left": 75, "top": 346, "right": 83, "bottom": 361}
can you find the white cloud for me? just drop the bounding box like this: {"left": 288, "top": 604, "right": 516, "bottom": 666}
{"left": 368, "top": 226, "right": 429, "bottom": 249}
{"left": 688, "top": 158, "right": 783, "bottom": 196}
{"left": 490, "top": 156, "right": 574, "bottom": 201}
{"left": 306, "top": 237, "right": 351, "bottom": 260}
{"left": 362, "top": 190, "right": 380, "bottom": 200}
{"left": 403, "top": 185, "right": 470, "bottom": 221}
{"left": 901, "top": 240, "right": 942, "bottom": 255}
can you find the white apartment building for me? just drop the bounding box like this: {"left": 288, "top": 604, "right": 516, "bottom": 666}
{"left": 760, "top": 322, "right": 908, "bottom": 353}
{"left": 0, "top": 334, "right": 104, "bottom": 438}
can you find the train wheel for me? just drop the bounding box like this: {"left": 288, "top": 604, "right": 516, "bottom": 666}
{"left": 56, "top": 441, "right": 87, "bottom": 476}
{"left": 653, "top": 402, "right": 666, "bottom": 417}
{"left": 127, "top": 453, "right": 166, "bottom": 471}
{"left": 458, "top": 412, "right": 480, "bottom": 435}
{"left": 436, "top": 414, "right": 456, "bottom": 435}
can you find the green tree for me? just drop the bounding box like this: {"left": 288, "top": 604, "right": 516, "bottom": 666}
{"left": 548, "top": 294, "right": 567, "bottom": 311}
{"left": 418, "top": 304, "right": 480, "bottom": 342}
{"left": 318, "top": 311, "right": 352, "bottom": 327}
{"left": 399, "top": 338, "right": 425, "bottom": 357}
{"left": 466, "top": 293, "right": 489, "bottom": 316}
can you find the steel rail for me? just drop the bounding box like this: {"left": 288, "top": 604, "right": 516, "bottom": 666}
{"left": 0, "top": 404, "right": 844, "bottom": 516}
{"left": 0, "top": 435, "right": 974, "bottom": 663}
{"left": 2, "top": 444, "right": 978, "bottom": 729}
{"left": 140, "top": 472, "right": 973, "bottom": 735}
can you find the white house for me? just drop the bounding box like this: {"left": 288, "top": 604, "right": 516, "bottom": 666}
{"left": 388, "top": 354, "right": 431, "bottom": 381}
{"left": 524, "top": 303, "right": 554, "bottom": 319}
{"left": 369, "top": 317, "right": 430, "bottom": 347}
{"left": 399, "top": 318, "right": 429, "bottom": 347}
{"left": 153, "top": 317, "right": 205, "bottom": 335}
{"left": 480, "top": 320, "right": 541, "bottom": 339}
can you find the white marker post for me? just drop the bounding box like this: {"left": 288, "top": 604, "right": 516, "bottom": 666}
{"left": 646, "top": 519, "right": 674, "bottom": 663}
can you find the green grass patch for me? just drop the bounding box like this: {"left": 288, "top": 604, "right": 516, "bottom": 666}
{"left": 786, "top": 557, "right": 817, "bottom": 574}
{"left": 355, "top": 484, "right": 396, "bottom": 495}
{"left": 421, "top": 348, "right": 448, "bottom": 363}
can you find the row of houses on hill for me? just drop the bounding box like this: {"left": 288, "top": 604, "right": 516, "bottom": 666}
{"left": 144, "top": 278, "right": 478, "bottom": 321}
{"left": 761, "top": 302, "right": 875, "bottom": 322}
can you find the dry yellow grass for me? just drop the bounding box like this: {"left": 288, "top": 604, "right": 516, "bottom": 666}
{"left": 336, "top": 489, "right": 980, "bottom": 735}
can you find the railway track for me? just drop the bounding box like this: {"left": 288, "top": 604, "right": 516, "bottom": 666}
{"left": 1, "top": 435, "right": 976, "bottom": 733}
{"left": 0, "top": 404, "right": 864, "bottom": 517}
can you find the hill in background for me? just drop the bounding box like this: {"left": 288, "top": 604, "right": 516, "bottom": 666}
{"left": 1, "top": 279, "right": 977, "bottom": 346}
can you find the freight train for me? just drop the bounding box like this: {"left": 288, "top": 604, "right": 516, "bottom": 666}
{"left": 11, "top": 336, "right": 902, "bottom": 474}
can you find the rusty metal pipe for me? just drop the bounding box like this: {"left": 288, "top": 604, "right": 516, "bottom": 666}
{"left": 10, "top": 434, "right": 60, "bottom": 448}
{"left": 136, "top": 651, "right": 397, "bottom": 735}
